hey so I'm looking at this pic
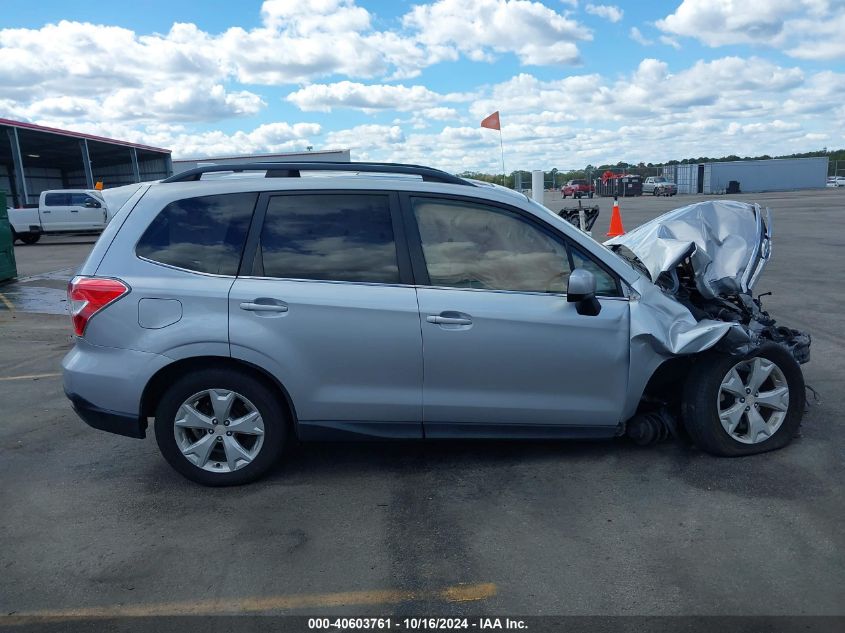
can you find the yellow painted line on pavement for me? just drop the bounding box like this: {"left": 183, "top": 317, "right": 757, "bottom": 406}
{"left": 0, "top": 292, "right": 14, "bottom": 312}
{"left": 5, "top": 583, "right": 497, "bottom": 618}
{"left": 0, "top": 372, "right": 61, "bottom": 382}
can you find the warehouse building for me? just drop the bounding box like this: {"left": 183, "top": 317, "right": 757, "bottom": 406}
{"left": 661, "top": 157, "right": 828, "bottom": 194}
{"left": 1, "top": 118, "right": 172, "bottom": 208}
{"left": 172, "top": 149, "right": 351, "bottom": 174}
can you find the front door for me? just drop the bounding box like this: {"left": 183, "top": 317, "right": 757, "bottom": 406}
{"left": 404, "top": 195, "right": 631, "bottom": 437}
{"left": 71, "top": 193, "right": 106, "bottom": 230}
{"left": 229, "top": 191, "right": 423, "bottom": 439}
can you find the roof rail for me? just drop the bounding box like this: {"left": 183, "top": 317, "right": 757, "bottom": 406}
{"left": 161, "top": 161, "right": 473, "bottom": 186}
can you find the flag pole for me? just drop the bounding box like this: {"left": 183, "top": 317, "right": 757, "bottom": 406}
{"left": 499, "top": 128, "right": 506, "bottom": 187}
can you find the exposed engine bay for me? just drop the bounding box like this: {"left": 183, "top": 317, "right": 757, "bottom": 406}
{"left": 605, "top": 200, "right": 810, "bottom": 365}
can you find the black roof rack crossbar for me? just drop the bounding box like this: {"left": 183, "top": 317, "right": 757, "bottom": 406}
{"left": 162, "top": 161, "right": 472, "bottom": 186}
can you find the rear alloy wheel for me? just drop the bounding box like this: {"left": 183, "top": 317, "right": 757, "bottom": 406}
{"left": 155, "top": 369, "right": 287, "bottom": 485}
{"left": 682, "top": 344, "right": 804, "bottom": 456}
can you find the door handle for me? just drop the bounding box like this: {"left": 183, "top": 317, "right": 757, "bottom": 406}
{"left": 426, "top": 315, "right": 472, "bottom": 326}
{"left": 240, "top": 301, "right": 289, "bottom": 313}
{"left": 70, "top": 209, "right": 79, "bottom": 213}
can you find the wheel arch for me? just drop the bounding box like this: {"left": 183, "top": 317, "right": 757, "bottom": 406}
{"left": 140, "top": 355, "right": 300, "bottom": 436}
{"left": 639, "top": 356, "right": 695, "bottom": 408}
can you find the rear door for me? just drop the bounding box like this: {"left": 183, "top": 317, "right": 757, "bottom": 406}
{"left": 70, "top": 193, "right": 107, "bottom": 230}
{"left": 40, "top": 192, "right": 72, "bottom": 230}
{"left": 229, "top": 191, "right": 423, "bottom": 439}
{"left": 402, "top": 194, "right": 630, "bottom": 438}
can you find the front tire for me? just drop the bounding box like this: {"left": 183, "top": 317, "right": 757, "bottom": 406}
{"left": 682, "top": 344, "right": 804, "bottom": 456}
{"left": 154, "top": 368, "right": 288, "bottom": 485}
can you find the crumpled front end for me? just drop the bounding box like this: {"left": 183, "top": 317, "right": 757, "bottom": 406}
{"left": 607, "top": 200, "right": 810, "bottom": 365}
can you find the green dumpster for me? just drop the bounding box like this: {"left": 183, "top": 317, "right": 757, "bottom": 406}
{"left": 0, "top": 191, "right": 18, "bottom": 282}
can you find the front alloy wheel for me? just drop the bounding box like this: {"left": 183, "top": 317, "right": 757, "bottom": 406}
{"left": 717, "top": 357, "right": 789, "bottom": 444}
{"left": 682, "top": 344, "right": 804, "bottom": 456}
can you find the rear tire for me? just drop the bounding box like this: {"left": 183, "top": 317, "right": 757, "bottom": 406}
{"left": 154, "top": 368, "right": 288, "bottom": 485}
{"left": 20, "top": 232, "right": 40, "bottom": 245}
{"left": 682, "top": 344, "right": 804, "bottom": 456}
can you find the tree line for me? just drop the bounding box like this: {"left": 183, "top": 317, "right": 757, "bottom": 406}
{"left": 458, "top": 148, "right": 845, "bottom": 188}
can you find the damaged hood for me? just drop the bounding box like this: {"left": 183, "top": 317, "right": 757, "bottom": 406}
{"left": 606, "top": 200, "right": 772, "bottom": 299}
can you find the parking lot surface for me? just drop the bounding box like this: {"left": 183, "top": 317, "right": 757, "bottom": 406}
{"left": 1, "top": 190, "right": 843, "bottom": 618}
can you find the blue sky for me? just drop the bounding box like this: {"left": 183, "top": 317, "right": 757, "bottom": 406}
{"left": 1, "top": 0, "right": 843, "bottom": 172}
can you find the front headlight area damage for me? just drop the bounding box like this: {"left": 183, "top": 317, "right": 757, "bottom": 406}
{"left": 606, "top": 200, "right": 811, "bottom": 448}
{"left": 608, "top": 199, "right": 810, "bottom": 364}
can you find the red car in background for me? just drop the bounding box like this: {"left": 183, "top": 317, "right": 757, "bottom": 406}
{"left": 561, "top": 179, "right": 594, "bottom": 198}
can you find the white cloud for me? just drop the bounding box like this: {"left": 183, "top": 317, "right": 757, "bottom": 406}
{"left": 659, "top": 35, "right": 681, "bottom": 50}
{"left": 0, "top": 1, "right": 842, "bottom": 173}
{"left": 585, "top": 4, "right": 624, "bottom": 23}
{"left": 403, "top": 0, "right": 592, "bottom": 66}
{"left": 629, "top": 27, "right": 653, "bottom": 46}
{"left": 325, "top": 124, "right": 407, "bottom": 149}
{"left": 286, "top": 82, "right": 470, "bottom": 113}
{"left": 187, "top": 123, "right": 321, "bottom": 157}
{"left": 0, "top": 0, "right": 598, "bottom": 130}
{"left": 657, "top": 0, "right": 845, "bottom": 59}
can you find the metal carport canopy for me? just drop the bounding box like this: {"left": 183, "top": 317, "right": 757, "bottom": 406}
{"left": 0, "top": 118, "right": 171, "bottom": 207}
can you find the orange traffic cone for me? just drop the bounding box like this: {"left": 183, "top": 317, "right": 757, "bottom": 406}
{"left": 607, "top": 197, "right": 625, "bottom": 237}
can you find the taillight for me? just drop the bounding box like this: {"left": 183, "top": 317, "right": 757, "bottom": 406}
{"left": 67, "top": 276, "right": 129, "bottom": 336}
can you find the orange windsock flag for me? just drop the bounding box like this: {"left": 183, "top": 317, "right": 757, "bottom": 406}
{"left": 480, "top": 111, "right": 501, "bottom": 130}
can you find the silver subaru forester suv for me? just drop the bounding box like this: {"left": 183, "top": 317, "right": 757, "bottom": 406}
{"left": 63, "top": 162, "right": 809, "bottom": 485}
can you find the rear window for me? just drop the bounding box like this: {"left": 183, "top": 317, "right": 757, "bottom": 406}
{"left": 136, "top": 193, "right": 257, "bottom": 275}
{"left": 253, "top": 193, "right": 399, "bottom": 283}
{"left": 44, "top": 193, "right": 69, "bottom": 206}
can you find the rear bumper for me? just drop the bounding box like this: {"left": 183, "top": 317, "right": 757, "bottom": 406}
{"left": 62, "top": 338, "right": 172, "bottom": 439}
{"left": 65, "top": 391, "right": 147, "bottom": 439}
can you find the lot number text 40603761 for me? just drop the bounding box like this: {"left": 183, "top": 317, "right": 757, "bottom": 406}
{"left": 308, "top": 617, "right": 528, "bottom": 630}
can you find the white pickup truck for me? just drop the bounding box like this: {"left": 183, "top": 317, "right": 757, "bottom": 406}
{"left": 9, "top": 189, "right": 109, "bottom": 245}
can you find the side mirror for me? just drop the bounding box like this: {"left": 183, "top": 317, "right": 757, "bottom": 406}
{"left": 567, "top": 268, "right": 601, "bottom": 316}
{"left": 84, "top": 200, "right": 100, "bottom": 208}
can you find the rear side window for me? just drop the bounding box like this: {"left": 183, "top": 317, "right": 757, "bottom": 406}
{"left": 44, "top": 193, "right": 69, "bottom": 206}
{"left": 136, "top": 193, "right": 257, "bottom": 275}
{"left": 254, "top": 194, "right": 399, "bottom": 283}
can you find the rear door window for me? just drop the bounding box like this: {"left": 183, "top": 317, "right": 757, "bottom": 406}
{"left": 253, "top": 193, "right": 399, "bottom": 284}
{"left": 44, "top": 193, "right": 69, "bottom": 206}
{"left": 136, "top": 193, "right": 257, "bottom": 275}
